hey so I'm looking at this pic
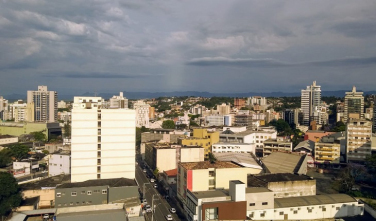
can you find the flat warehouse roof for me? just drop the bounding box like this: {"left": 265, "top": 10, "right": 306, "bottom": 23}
{"left": 274, "top": 194, "right": 357, "bottom": 208}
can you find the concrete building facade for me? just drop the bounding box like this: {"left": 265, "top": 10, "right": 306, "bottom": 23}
{"left": 133, "top": 100, "right": 150, "bottom": 128}
{"left": 71, "top": 97, "right": 135, "bottom": 182}
{"left": 346, "top": 119, "right": 372, "bottom": 163}
{"left": 49, "top": 153, "right": 71, "bottom": 176}
{"left": 344, "top": 86, "right": 364, "bottom": 123}
{"left": 27, "top": 86, "right": 57, "bottom": 122}
{"left": 177, "top": 161, "right": 260, "bottom": 203}
{"left": 301, "top": 81, "right": 321, "bottom": 126}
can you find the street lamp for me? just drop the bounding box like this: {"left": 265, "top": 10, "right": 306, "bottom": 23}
{"left": 151, "top": 194, "right": 161, "bottom": 221}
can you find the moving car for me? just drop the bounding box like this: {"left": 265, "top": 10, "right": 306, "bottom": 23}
{"left": 165, "top": 214, "right": 173, "bottom": 221}
{"left": 143, "top": 169, "right": 147, "bottom": 173}
{"left": 170, "top": 208, "right": 176, "bottom": 213}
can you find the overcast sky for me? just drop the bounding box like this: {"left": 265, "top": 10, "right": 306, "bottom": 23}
{"left": 1, "top": 0, "right": 376, "bottom": 95}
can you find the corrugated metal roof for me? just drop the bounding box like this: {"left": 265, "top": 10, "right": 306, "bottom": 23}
{"left": 274, "top": 194, "right": 357, "bottom": 208}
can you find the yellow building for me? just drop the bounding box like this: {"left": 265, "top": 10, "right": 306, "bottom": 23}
{"left": 177, "top": 161, "right": 260, "bottom": 203}
{"left": 179, "top": 129, "right": 219, "bottom": 157}
{"left": 314, "top": 132, "right": 344, "bottom": 164}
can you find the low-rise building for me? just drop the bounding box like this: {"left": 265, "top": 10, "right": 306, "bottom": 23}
{"left": 204, "top": 115, "right": 224, "bottom": 126}
{"left": 212, "top": 143, "right": 255, "bottom": 154}
{"left": 177, "top": 161, "right": 260, "bottom": 203}
{"left": 13, "top": 160, "right": 39, "bottom": 178}
{"left": 49, "top": 152, "right": 71, "bottom": 176}
{"left": 294, "top": 140, "right": 315, "bottom": 155}
{"left": 144, "top": 142, "right": 204, "bottom": 172}
{"left": 185, "top": 181, "right": 247, "bottom": 221}
{"left": 262, "top": 137, "right": 292, "bottom": 157}
{"left": 261, "top": 152, "right": 308, "bottom": 175}
{"left": 247, "top": 173, "right": 316, "bottom": 198}
{"left": 315, "top": 132, "right": 345, "bottom": 165}
{"left": 213, "top": 152, "right": 262, "bottom": 171}
{"left": 55, "top": 178, "right": 138, "bottom": 208}
{"left": 0, "top": 134, "right": 18, "bottom": 145}
{"left": 20, "top": 174, "right": 71, "bottom": 208}
{"left": 179, "top": 129, "right": 219, "bottom": 157}
{"left": 247, "top": 193, "right": 363, "bottom": 220}
{"left": 304, "top": 130, "right": 336, "bottom": 142}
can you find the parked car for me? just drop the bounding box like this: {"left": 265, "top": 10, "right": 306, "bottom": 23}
{"left": 150, "top": 178, "right": 155, "bottom": 183}
{"left": 170, "top": 208, "right": 176, "bottom": 213}
{"left": 143, "top": 169, "right": 147, "bottom": 173}
{"left": 154, "top": 184, "right": 158, "bottom": 188}
{"left": 145, "top": 205, "right": 152, "bottom": 213}
{"left": 165, "top": 214, "right": 173, "bottom": 221}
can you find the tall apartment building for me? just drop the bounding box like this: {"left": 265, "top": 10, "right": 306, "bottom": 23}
{"left": 247, "top": 96, "right": 267, "bottom": 107}
{"left": 344, "top": 86, "right": 364, "bottom": 123}
{"left": 301, "top": 81, "right": 321, "bottom": 126}
{"left": 346, "top": 119, "right": 372, "bottom": 163}
{"left": 216, "top": 103, "right": 230, "bottom": 115}
{"left": 71, "top": 97, "right": 135, "bottom": 182}
{"left": 133, "top": 100, "right": 150, "bottom": 128}
{"left": 234, "top": 98, "right": 246, "bottom": 109}
{"left": 109, "top": 92, "right": 128, "bottom": 109}
{"left": 27, "top": 86, "right": 57, "bottom": 122}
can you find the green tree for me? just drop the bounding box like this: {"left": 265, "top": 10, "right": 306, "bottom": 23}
{"left": 30, "top": 131, "right": 46, "bottom": 142}
{"left": 269, "top": 119, "right": 292, "bottom": 135}
{"left": 42, "top": 150, "right": 49, "bottom": 155}
{"left": 63, "top": 122, "right": 71, "bottom": 138}
{"left": 208, "top": 152, "right": 217, "bottom": 164}
{"left": 0, "top": 172, "right": 22, "bottom": 216}
{"left": 334, "top": 163, "right": 367, "bottom": 193}
{"left": 9, "top": 144, "right": 30, "bottom": 161}
{"left": 153, "top": 168, "right": 160, "bottom": 179}
{"left": 365, "top": 154, "right": 376, "bottom": 173}
{"left": 190, "top": 120, "right": 199, "bottom": 127}
{"left": 330, "top": 121, "right": 346, "bottom": 132}
{"left": 162, "top": 120, "right": 175, "bottom": 129}
{"left": 0, "top": 149, "right": 12, "bottom": 168}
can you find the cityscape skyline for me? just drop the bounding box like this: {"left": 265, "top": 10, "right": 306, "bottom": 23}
{"left": 1, "top": 0, "right": 376, "bottom": 95}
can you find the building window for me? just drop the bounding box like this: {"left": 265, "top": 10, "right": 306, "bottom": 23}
{"left": 56, "top": 193, "right": 61, "bottom": 197}
{"left": 336, "top": 207, "right": 340, "bottom": 210}
{"left": 249, "top": 203, "right": 255, "bottom": 206}
{"left": 294, "top": 211, "right": 298, "bottom": 214}
{"left": 97, "top": 151, "right": 101, "bottom": 157}
{"left": 308, "top": 209, "right": 312, "bottom": 213}
{"left": 71, "top": 192, "right": 77, "bottom": 196}
{"left": 102, "top": 189, "right": 107, "bottom": 194}
{"left": 279, "top": 212, "right": 284, "bottom": 215}
{"left": 97, "top": 159, "right": 101, "bottom": 165}
{"left": 205, "top": 207, "right": 218, "bottom": 220}
{"left": 262, "top": 202, "right": 268, "bottom": 205}
{"left": 70, "top": 202, "right": 73, "bottom": 205}
{"left": 98, "top": 144, "right": 101, "bottom": 150}
{"left": 322, "top": 207, "right": 326, "bottom": 211}
{"left": 87, "top": 191, "right": 92, "bottom": 195}
{"left": 260, "top": 213, "right": 265, "bottom": 217}
{"left": 81, "top": 191, "right": 85, "bottom": 194}
{"left": 97, "top": 174, "right": 101, "bottom": 179}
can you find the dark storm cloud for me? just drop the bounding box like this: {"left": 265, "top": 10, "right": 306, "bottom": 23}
{"left": 187, "top": 56, "right": 376, "bottom": 68}
{"left": 0, "top": 0, "right": 376, "bottom": 95}
{"left": 186, "top": 57, "right": 292, "bottom": 68}
{"left": 44, "top": 73, "right": 156, "bottom": 79}
{"left": 331, "top": 20, "right": 376, "bottom": 38}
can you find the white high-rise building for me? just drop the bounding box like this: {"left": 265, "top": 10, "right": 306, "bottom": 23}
{"left": 71, "top": 96, "right": 135, "bottom": 182}
{"left": 301, "top": 81, "right": 321, "bottom": 126}
{"left": 27, "top": 86, "right": 57, "bottom": 122}
{"left": 133, "top": 100, "right": 150, "bottom": 128}
{"left": 109, "top": 92, "right": 128, "bottom": 109}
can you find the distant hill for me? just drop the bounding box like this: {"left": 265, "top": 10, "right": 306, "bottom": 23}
{"left": 4, "top": 90, "right": 376, "bottom": 100}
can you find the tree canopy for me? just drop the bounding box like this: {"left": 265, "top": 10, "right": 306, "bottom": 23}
{"left": 8, "top": 144, "right": 30, "bottom": 161}
{"left": 0, "top": 172, "right": 22, "bottom": 216}
{"left": 268, "top": 119, "right": 292, "bottom": 136}
{"left": 162, "top": 120, "right": 175, "bottom": 129}
{"left": 330, "top": 121, "right": 346, "bottom": 132}
{"left": 0, "top": 149, "right": 12, "bottom": 168}
{"left": 30, "top": 131, "right": 46, "bottom": 142}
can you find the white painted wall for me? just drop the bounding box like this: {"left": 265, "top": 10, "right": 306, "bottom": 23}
{"left": 49, "top": 154, "right": 70, "bottom": 176}
{"left": 71, "top": 100, "right": 135, "bottom": 182}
